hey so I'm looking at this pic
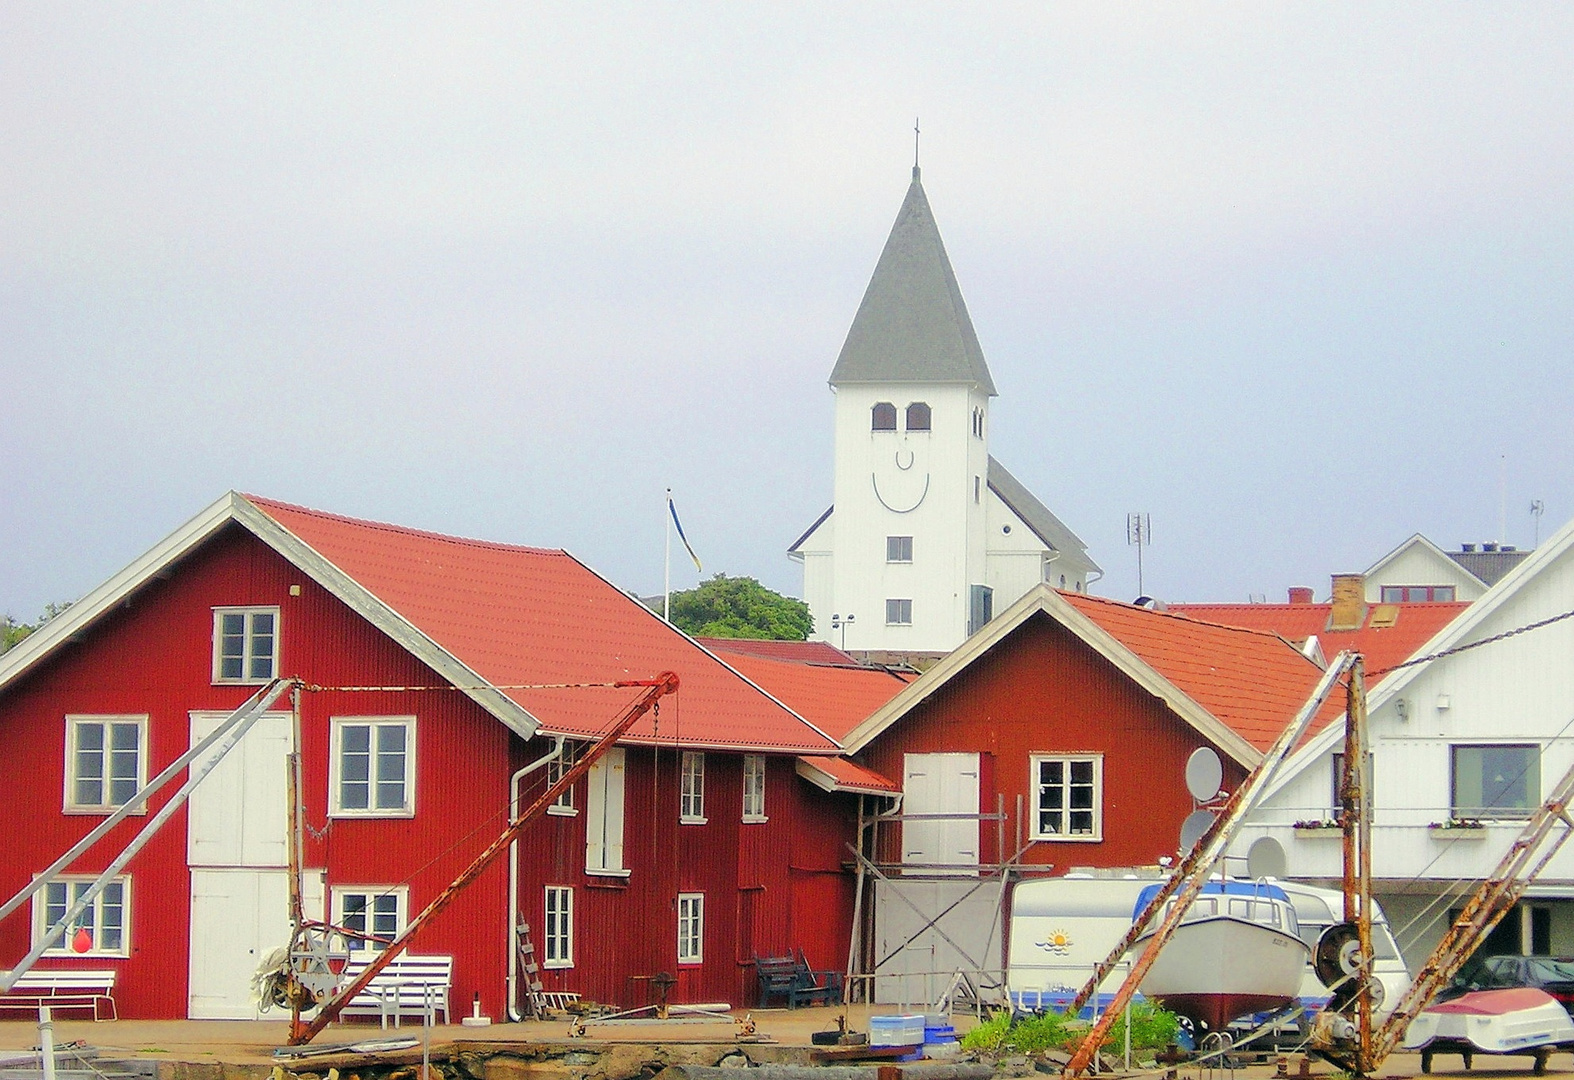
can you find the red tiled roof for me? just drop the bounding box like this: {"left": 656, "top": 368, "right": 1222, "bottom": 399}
{"left": 1167, "top": 601, "right": 1469, "bottom": 683}
{"left": 244, "top": 496, "right": 838, "bottom": 753}
{"left": 797, "top": 756, "right": 901, "bottom": 794}
{"left": 719, "top": 651, "right": 913, "bottom": 742}
{"left": 1060, "top": 593, "right": 1345, "bottom": 751}
{"left": 698, "top": 638, "right": 858, "bottom": 665}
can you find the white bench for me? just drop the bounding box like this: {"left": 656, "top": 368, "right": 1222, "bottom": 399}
{"left": 0, "top": 970, "right": 117, "bottom": 1021}
{"left": 338, "top": 955, "right": 451, "bottom": 1028}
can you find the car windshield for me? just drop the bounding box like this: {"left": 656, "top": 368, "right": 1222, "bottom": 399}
{"left": 1525, "top": 958, "right": 1574, "bottom": 984}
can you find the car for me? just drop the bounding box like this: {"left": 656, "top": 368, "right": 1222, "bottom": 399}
{"left": 1443, "top": 955, "right": 1574, "bottom": 1014}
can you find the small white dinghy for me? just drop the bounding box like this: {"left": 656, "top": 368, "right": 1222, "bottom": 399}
{"left": 1131, "top": 880, "right": 1311, "bottom": 1031}
{"left": 1403, "top": 986, "right": 1574, "bottom": 1074}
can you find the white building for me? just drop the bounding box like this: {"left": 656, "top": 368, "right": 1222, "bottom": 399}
{"left": 1234, "top": 511, "right": 1574, "bottom": 970}
{"left": 789, "top": 166, "right": 1098, "bottom": 658}
{"left": 1362, "top": 533, "right": 1533, "bottom": 604}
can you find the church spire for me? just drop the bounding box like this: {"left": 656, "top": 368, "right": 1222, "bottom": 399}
{"left": 827, "top": 164, "right": 996, "bottom": 394}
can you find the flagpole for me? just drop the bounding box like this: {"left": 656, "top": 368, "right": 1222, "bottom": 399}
{"left": 663, "top": 487, "right": 672, "bottom": 623}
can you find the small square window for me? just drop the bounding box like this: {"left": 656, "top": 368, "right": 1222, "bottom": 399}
{"left": 544, "top": 886, "right": 573, "bottom": 968}
{"left": 1381, "top": 586, "right": 1405, "bottom": 604}
{"left": 35, "top": 877, "right": 130, "bottom": 957}
{"left": 65, "top": 717, "right": 147, "bottom": 813}
{"left": 546, "top": 741, "right": 582, "bottom": 815}
{"left": 331, "top": 717, "right": 417, "bottom": 817}
{"left": 212, "top": 607, "right": 280, "bottom": 683}
{"left": 1452, "top": 744, "right": 1540, "bottom": 819}
{"left": 1031, "top": 754, "right": 1103, "bottom": 840}
{"left": 680, "top": 751, "right": 706, "bottom": 823}
{"left": 885, "top": 599, "right": 913, "bottom": 625}
{"left": 743, "top": 755, "right": 767, "bottom": 822}
{"left": 677, "top": 892, "right": 704, "bottom": 964}
{"left": 333, "top": 886, "right": 407, "bottom": 952}
{"left": 886, "top": 536, "right": 913, "bottom": 563}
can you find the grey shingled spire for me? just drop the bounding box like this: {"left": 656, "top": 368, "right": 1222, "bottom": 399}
{"left": 828, "top": 166, "right": 997, "bottom": 394}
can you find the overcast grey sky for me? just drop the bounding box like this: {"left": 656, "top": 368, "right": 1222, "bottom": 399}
{"left": 4, "top": 4, "right": 1573, "bottom": 621}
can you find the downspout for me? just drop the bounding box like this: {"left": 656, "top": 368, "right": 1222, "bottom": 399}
{"left": 508, "top": 735, "right": 566, "bottom": 1021}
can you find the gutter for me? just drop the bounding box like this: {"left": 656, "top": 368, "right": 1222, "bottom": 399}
{"left": 507, "top": 736, "right": 566, "bottom": 1021}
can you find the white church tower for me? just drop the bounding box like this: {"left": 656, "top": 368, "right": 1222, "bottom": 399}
{"left": 789, "top": 165, "right": 1100, "bottom": 660}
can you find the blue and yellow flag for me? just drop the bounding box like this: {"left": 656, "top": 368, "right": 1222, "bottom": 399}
{"left": 668, "top": 495, "right": 702, "bottom": 572}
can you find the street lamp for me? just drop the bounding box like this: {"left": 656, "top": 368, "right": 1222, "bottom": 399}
{"left": 831, "top": 613, "right": 855, "bottom": 651}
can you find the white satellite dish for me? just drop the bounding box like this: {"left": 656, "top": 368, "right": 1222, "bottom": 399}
{"left": 1185, "top": 747, "right": 1223, "bottom": 802}
{"left": 1178, "top": 809, "right": 1215, "bottom": 854}
{"left": 1246, "top": 835, "right": 1288, "bottom": 879}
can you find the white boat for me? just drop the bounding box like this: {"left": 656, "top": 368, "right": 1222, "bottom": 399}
{"left": 1402, "top": 986, "right": 1574, "bottom": 1072}
{"left": 1131, "top": 880, "right": 1311, "bottom": 1030}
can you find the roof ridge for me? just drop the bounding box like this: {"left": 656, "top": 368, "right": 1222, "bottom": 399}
{"left": 1063, "top": 591, "right": 1323, "bottom": 649}
{"left": 243, "top": 494, "right": 568, "bottom": 557}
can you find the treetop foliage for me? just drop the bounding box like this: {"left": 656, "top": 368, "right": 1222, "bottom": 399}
{"left": 665, "top": 574, "right": 812, "bottom": 641}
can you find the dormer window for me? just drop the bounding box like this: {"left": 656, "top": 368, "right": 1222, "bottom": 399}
{"left": 905, "top": 402, "right": 931, "bottom": 431}
{"left": 871, "top": 402, "right": 897, "bottom": 431}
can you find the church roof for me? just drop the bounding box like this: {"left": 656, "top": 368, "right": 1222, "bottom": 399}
{"left": 988, "top": 457, "right": 1098, "bottom": 571}
{"left": 828, "top": 168, "right": 997, "bottom": 394}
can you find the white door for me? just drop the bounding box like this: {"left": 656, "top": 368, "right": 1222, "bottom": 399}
{"left": 902, "top": 753, "right": 980, "bottom": 872}
{"left": 187, "top": 711, "right": 294, "bottom": 1018}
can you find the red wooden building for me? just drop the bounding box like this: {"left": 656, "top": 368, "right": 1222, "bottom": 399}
{"left": 0, "top": 493, "right": 860, "bottom": 1020}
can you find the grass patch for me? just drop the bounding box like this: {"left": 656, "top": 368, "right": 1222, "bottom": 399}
{"left": 960, "top": 1002, "right": 1179, "bottom": 1055}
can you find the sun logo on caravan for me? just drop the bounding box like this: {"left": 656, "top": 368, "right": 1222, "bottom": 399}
{"left": 1036, "top": 929, "right": 1073, "bottom": 955}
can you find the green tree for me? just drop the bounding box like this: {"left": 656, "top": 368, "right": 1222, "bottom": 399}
{"left": 0, "top": 601, "right": 74, "bottom": 656}
{"left": 665, "top": 574, "right": 812, "bottom": 641}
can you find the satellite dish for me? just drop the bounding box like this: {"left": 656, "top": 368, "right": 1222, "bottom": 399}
{"left": 1185, "top": 747, "right": 1224, "bottom": 802}
{"left": 1178, "top": 809, "right": 1215, "bottom": 854}
{"left": 1246, "top": 836, "right": 1287, "bottom": 880}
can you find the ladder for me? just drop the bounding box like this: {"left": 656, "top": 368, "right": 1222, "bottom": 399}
{"left": 516, "top": 919, "right": 549, "bottom": 1019}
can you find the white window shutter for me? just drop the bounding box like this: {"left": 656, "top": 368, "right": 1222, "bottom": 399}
{"left": 585, "top": 758, "right": 608, "bottom": 871}
{"left": 606, "top": 749, "right": 626, "bottom": 871}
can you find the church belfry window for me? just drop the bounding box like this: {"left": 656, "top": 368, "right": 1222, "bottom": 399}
{"left": 871, "top": 402, "right": 897, "bottom": 431}
{"left": 972, "top": 407, "right": 984, "bottom": 439}
{"left": 905, "top": 402, "right": 931, "bottom": 431}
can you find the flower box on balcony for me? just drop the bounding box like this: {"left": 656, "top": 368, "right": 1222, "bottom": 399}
{"left": 1291, "top": 820, "right": 1343, "bottom": 836}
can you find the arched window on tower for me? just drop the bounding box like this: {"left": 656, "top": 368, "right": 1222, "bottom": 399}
{"left": 871, "top": 402, "right": 897, "bottom": 431}
{"left": 905, "top": 402, "right": 931, "bottom": 431}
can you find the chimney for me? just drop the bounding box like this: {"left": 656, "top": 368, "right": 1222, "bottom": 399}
{"left": 1287, "top": 587, "right": 1314, "bottom": 605}
{"left": 1461, "top": 543, "right": 1476, "bottom": 553}
{"left": 1329, "top": 573, "right": 1367, "bottom": 631}
{"left": 1483, "top": 541, "right": 1499, "bottom": 553}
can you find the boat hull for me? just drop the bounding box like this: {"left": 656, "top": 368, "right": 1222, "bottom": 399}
{"left": 1403, "top": 987, "right": 1574, "bottom": 1054}
{"left": 1135, "top": 916, "right": 1310, "bottom": 1030}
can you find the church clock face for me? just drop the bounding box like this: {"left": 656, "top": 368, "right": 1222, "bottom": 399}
{"left": 871, "top": 429, "right": 930, "bottom": 513}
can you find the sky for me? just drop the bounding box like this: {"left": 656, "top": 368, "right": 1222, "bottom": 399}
{"left": 4, "top": 4, "right": 1574, "bottom": 621}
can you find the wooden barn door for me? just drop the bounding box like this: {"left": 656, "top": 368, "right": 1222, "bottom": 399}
{"left": 186, "top": 711, "right": 294, "bottom": 1019}
{"left": 901, "top": 753, "right": 979, "bottom": 873}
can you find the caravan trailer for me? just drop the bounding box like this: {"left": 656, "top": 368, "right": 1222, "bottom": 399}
{"left": 1006, "top": 874, "right": 1411, "bottom": 1019}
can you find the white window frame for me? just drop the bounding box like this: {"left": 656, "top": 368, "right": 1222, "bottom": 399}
{"left": 886, "top": 536, "right": 914, "bottom": 564}
{"left": 64, "top": 715, "right": 149, "bottom": 814}
{"left": 543, "top": 885, "right": 574, "bottom": 968}
{"left": 546, "top": 741, "right": 582, "bottom": 816}
{"left": 677, "top": 892, "right": 704, "bottom": 964}
{"left": 331, "top": 885, "right": 409, "bottom": 953}
{"left": 329, "top": 717, "right": 417, "bottom": 818}
{"left": 885, "top": 598, "right": 913, "bottom": 626}
{"left": 33, "top": 875, "right": 131, "bottom": 958}
{"left": 211, "top": 606, "right": 280, "bottom": 684}
{"left": 680, "top": 751, "right": 706, "bottom": 824}
{"left": 585, "top": 747, "right": 630, "bottom": 877}
{"left": 1030, "top": 754, "right": 1104, "bottom": 842}
{"left": 742, "top": 754, "right": 767, "bottom": 822}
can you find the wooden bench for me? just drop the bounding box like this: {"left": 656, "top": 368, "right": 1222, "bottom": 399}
{"left": 0, "top": 970, "right": 117, "bottom": 1021}
{"left": 338, "top": 955, "right": 451, "bottom": 1028}
{"left": 753, "top": 951, "right": 842, "bottom": 1008}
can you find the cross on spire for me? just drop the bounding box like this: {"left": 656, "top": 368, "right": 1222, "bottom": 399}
{"left": 913, "top": 118, "right": 921, "bottom": 179}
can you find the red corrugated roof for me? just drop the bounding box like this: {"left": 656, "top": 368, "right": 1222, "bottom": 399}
{"left": 797, "top": 756, "right": 900, "bottom": 794}
{"left": 1061, "top": 593, "right": 1345, "bottom": 751}
{"left": 698, "top": 637, "right": 858, "bottom": 665}
{"left": 244, "top": 495, "right": 838, "bottom": 752}
{"left": 720, "top": 651, "right": 913, "bottom": 742}
{"left": 1167, "top": 601, "right": 1468, "bottom": 683}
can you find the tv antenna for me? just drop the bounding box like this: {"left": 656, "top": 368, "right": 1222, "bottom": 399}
{"left": 1531, "top": 500, "right": 1545, "bottom": 547}
{"left": 1127, "top": 512, "right": 1151, "bottom": 597}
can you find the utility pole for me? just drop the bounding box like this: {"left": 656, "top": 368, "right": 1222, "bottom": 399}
{"left": 1127, "top": 513, "right": 1151, "bottom": 596}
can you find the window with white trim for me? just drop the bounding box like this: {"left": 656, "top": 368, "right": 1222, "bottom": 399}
{"left": 544, "top": 886, "right": 573, "bottom": 968}
{"left": 35, "top": 877, "right": 129, "bottom": 957}
{"left": 65, "top": 716, "right": 147, "bottom": 812}
{"left": 885, "top": 599, "right": 913, "bottom": 626}
{"left": 547, "top": 741, "right": 582, "bottom": 815}
{"left": 742, "top": 754, "right": 767, "bottom": 822}
{"left": 680, "top": 751, "right": 706, "bottom": 823}
{"left": 332, "top": 886, "right": 408, "bottom": 952}
{"left": 677, "top": 892, "right": 704, "bottom": 964}
{"left": 886, "top": 536, "right": 913, "bottom": 563}
{"left": 212, "top": 607, "right": 279, "bottom": 683}
{"left": 331, "top": 717, "right": 416, "bottom": 817}
{"left": 1031, "top": 755, "right": 1103, "bottom": 840}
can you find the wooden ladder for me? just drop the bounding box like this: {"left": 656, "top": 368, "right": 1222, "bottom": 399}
{"left": 516, "top": 919, "right": 549, "bottom": 1019}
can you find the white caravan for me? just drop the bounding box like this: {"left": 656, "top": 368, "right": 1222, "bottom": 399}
{"left": 1006, "top": 874, "right": 1411, "bottom": 1018}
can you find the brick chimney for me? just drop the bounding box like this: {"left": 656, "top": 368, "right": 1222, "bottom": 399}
{"left": 1287, "top": 587, "right": 1314, "bottom": 605}
{"left": 1328, "top": 573, "right": 1367, "bottom": 631}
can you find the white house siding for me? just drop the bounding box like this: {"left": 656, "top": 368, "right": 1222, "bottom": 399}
{"left": 1365, "top": 541, "right": 1487, "bottom": 603}
{"left": 1238, "top": 516, "right": 1574, "bottom": 968}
